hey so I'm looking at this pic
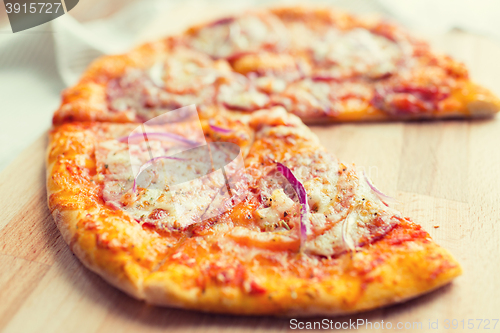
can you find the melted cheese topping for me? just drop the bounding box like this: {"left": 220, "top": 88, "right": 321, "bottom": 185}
{"left": 254, "top": 76, "right": 287, "bottom": 94}
{"left": 256, "top": 188, "right": 295, "bottom": 230}
{"left": 96, "top": 123, "right": 246, "bottom": 231}
{"left": 107, "top": 49, "right": 229, "bottom": 120}
{"left": 189, "top": 14, "right": 288, "bottom": 58}
{"left": 106, "top": 14, "right": 446, "bottom": 120}
{"left": 304, "top": 167, "right": 400, "bottom": 256}
{"left": 312, "top": 28, "right": 403, "bottom": 79}
{"left": 238, "top": 111, "right": 402, "bottom": 257}
{"left": 91, "top": 108, "right": 402, "bottom": 259}
{"left": 218, "top": 76, "right": 270, "bottom": 111}
{"left": 272, "top": 79, "right": 374, "bottom": 117}
{"left": 272, "top": 79, "right": 333, "bottom": 116}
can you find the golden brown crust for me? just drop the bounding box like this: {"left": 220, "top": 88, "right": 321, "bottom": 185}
{"left": 45, "top": 123, "right": 172, "bottom": 300}
{"left": 143, "top": 234, "right": 461, "bottom": 316}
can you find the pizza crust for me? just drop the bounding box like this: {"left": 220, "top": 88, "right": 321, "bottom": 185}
{"left": 142, "top": 236, "right": 460, "bottom": 316}
{"left": 45, "top": 123, "right": 169, "bottom": 301}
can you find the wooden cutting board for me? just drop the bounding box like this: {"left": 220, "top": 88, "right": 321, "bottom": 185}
{"left": 1, "top": 31, "right": 500, "bottom": 333}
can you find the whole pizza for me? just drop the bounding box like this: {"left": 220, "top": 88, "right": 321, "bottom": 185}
{"left": 46, "top": 6, "right": 498, "bottom": 315}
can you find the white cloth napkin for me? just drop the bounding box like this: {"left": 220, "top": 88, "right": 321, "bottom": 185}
{"left": 0, "top": 0, "right": 498, "bottom": 171}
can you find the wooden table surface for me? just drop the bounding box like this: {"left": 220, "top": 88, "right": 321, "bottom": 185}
{"left": 1, "top": 30, "right": 500, "bottom": 332}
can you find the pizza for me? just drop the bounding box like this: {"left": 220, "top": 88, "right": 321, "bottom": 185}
{"left": 53, "top": 6, "right": 500, "bottom": 125}
{"left": 47, "top": 105, "right": 462, "bottom": 315}
{"left": 45, "top": 6, "right": 472, "bottom": 316}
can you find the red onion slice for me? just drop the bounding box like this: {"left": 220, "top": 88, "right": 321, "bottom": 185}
{"left": 118, "top": 132, "right": 199, "bottom": 146}
{"left": 363, "top": 171, "right": 397, "bottom": 206}
{"left": 341, "top": 210, "right": 356, "bottom": 252}
{"left": 209, "top": 16, "right": 235, "bottom": 27}
{"left": 276, "top": 162, "right": 308, "bottom": 252}
{"left": 132, "top": 156, "right": 184, "bottom": 193}
{"left": 209, "top": 122, "right": 233, "bottom": 134}
{"left": 311, "top": 73, "right": 342, "bottom": 81}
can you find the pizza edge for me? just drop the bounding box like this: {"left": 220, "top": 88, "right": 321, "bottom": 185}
{"left": 49, "top": 208, "right": 147, "bottom": 300}
{"left": 45, "top": 123, "right": 162, "bottom": 301}
{"left": 143, "top": 235, "right": 461, "bottom": 316}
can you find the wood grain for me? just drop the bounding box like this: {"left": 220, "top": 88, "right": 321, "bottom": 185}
{"left": 1, "top": 31, "right": 500, "bottom": 332}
